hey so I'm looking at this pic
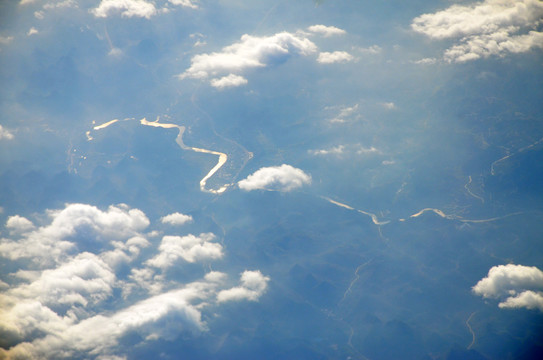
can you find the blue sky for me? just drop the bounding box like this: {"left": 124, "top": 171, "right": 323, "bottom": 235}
{"left": 1, "top": 1, "right": 543, "bottom": 359}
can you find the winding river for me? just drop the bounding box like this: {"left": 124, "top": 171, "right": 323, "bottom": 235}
{"left": 92, "top": 117, "right": 231, "bottom": 194}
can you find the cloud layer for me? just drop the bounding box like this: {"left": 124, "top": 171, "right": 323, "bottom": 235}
{"left": 238, "top": 164, "right": 311, "bottom": 192}
{"left": 0, "top": 204, "right": 269, "bottom": 359}
{"left": 473, "top": 264, "right": 543, "bottom": 311}
{"left": 412, "top": 0, "right": 543, "bottom": 62}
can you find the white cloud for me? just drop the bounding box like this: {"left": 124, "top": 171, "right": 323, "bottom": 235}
{"left": 9, "top": 253, "right": 116, "bottom": 308}
{"left": 412, "top": 0, "right": 543, "bottom": 40}
{"left": 473, "top": 264, "right": 543, "bottom": 311}
{"left": 146, "top": 233, "right": 223, "bottom": 268}
{"left": 317, "top": 51, "right": 354, "bottom": 64}
{"left": 210, "top": 74, "right": 248, "bottom": 89}
{"left": 161, "top": 212, "right": 193, "bottom": 226}
{"left": 6, "top": 215, "right": 34, "bottom": 234}
{"left": 178, "top": 31, "right": 317, "bottom": 84}
{"left": 443, "top": 30, "right": 543, "bottom": 62}
{"left": 92, "top": 0, "right": 157, "bottom": 19}
{"left": 0, "top": 204, "right": 270, "bottom": 359}
{"left": 1, "top": 279, "right": 217, "bottom": 359}
{"left": 238, "top": 164, "right": 311, "bottom": 192}
{"left": 411, "top": 0, "right": 543, "bottom": 62}
{"left": 27, "top": 27, "right": 39, "bottom": 36}
{"left": 169, "top": 0, "right": 198, "bottom": 9}
{"left": 217, "top": 270, "right": 270, "bottom": 302}
{"left": 100, "top": 235, "right": 150, "bottom": 268}
{"left": 307, "top": 24, "right": 346, "bottom": 37}
{"left": 0, "top": 203, "right": 149, "bottom": 266}
{"left": 0, "top": 125, "right": 14, "bottom": 140}
{"left": 498, "top": 290, "right": 543, "bottom": 311}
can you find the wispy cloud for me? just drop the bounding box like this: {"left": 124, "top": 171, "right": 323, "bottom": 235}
{"left": 327, "top": 104, "right": 360, "bottom": 124}
{"left": 309, "top": 144, "right": 380, "bottom": 157}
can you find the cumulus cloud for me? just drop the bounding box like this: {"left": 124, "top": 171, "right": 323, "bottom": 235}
{"left": 210, "top": 74, "right": 248, "bottom": 89}
{"left": 443, "top": 30, "right": 543, "bottom": 62}
{"left": 0, "top": 204, "right": 269, "bottom": 359}
{"left": 411, "top": 0, "right": 543, "bottom": 62}
{"left": 0, "top": 203, "right": 149, "bottom": 266}
{"left": 178, "top": 31, "right": 317, "bottom": 85}
{"left": 238, "top": 164, "right": 311, "bottom": 192}
{"left": 6, "top": 215, "right": 34, "bottom": 234}
{"left": 9, "top": 253, "right": 116, "bottom": 308}
{"left": 307, "top": 24, "right": 346, "bottom": 37}
{"left": 317, "top": 51, "right": 354, "bottom": 64}
{"left": 92, "top": 0, "right": 157, "bottom": 19}
{"left": 146, "top": 233, "right": 223, "bottom": 268}
{"left": 217, "top": 270, "right": 270, "bottom": 302}
{"left": 161, "top": 212, "right": 193, "bottom": 226}
{"left": 473, "top": 264, "right": 543, "bottom": 311}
